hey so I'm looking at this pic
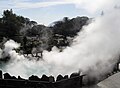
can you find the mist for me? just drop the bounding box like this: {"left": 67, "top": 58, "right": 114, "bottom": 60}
{"left": 0, "top": 8, "right": 120, "bottom": 81}
{"left": 43, "top": 9, "right": 120, "bottom": 78}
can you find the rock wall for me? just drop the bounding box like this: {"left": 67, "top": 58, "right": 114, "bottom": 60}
{"left": 0, "top": 70, "right": 84, "bottom": 88}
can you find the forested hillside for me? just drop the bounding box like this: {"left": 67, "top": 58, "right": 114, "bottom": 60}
{"left": 0, "top": 9, "right": 89, "bottom": 53}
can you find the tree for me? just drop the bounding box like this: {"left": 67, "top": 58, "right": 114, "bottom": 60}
{"left": 0, "top": 9, "right": 37, "bottom": 42}
{"left": 1, "top": 9, "right": 23, "bottom": 37}
{"left": 51, "top": 16, "right": 89, "bottom": 48}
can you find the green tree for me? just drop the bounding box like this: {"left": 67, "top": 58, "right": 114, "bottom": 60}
{"left": 0, "top": 9, "right": 37, "bottom": 42}
{"left": 1, "top": 9, "right": 23, "bottom": 37}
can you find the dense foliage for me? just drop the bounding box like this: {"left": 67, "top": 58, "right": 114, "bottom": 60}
{"left": 0, "top": 9, "right": 37, "bottom": 42}
{"left": 0, "top": 9, "right": 89, "bottom": 53}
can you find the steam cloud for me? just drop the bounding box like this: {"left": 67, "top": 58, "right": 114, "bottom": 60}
{"left": 0, "top": 7, "right": 120, "bottom": 81}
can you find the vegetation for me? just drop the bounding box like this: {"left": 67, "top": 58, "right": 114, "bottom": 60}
{"left": 0, "top": 9, "right": 89, "bottom": 53}
{"left": 0, "top": 9, "right": 37, "bottom": 42}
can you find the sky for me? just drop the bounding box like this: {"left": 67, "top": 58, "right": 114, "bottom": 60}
{"left": 0, "top": 0, "right": 119, "bottom": 25}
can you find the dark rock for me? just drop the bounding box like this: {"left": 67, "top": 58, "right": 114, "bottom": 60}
{"left": 29, "top": 75, "right": 40, "bottom": 81}
{"left": 0, "top": 70, "right": 2, "bottom": 79}
{"left": 70, "top": 72, "right": 80, "bottom": 78}
{"left": 18, "top": 76, "right": 24, "bottom": 80}
{"left": 0, "top": 73, "right": 84, "bottom": 88}
{"left": 4, "top": 73, "right": 11, "bottom": 79}
{"left": 49, "top": 76, "right": 55, "bottom": 82}
{"left": 56, "top": 74, "right": 64, "bottom": 81}
{"left": 41, "top": 74, "right": 49, "bottom": 82}
{"left": 11, "top": 76, "right": 17, "bottom": 79}
{"left": 63, "top": 75, "right": 68, "bottom": 79}
{"left": 54, "top": 75, "right": 83, "bottom": 88}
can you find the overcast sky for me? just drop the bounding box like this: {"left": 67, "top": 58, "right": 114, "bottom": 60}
{"left": 0, "top": 0, "right": 119, "bottom": 25}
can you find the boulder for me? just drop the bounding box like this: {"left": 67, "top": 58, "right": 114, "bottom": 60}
{"left": 56, "top": 74, "right": 64, "bottom": 81}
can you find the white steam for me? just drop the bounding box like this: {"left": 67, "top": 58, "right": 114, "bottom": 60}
{"left": 69, "top": 0, "right": 120, "bottom": 13}
{"left": 43, "top": 9, "right": 120, "bottom": 77}
{"left": 1, "top": 9, "right": 120, "bottom": 80}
